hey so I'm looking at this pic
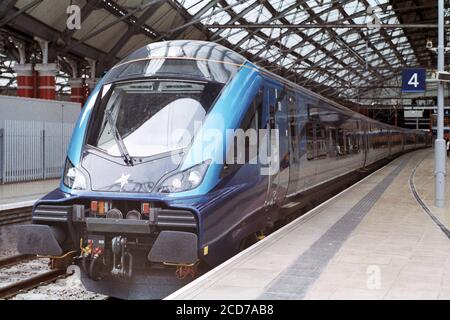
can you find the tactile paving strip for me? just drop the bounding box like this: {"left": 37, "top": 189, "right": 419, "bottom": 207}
{"left": 409, "top": 154, "right": 450, "bottom": 239}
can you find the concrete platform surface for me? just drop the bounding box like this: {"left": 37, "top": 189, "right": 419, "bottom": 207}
{"left": 0, "top": 179, "right": 59, "bottom": 210}
{"left": 166, "top": 149, "right": 450, "bottom": 300}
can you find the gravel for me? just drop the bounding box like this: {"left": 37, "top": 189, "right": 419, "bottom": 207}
{"left": 0, "top": 223, "right": 108, "bottom": 300}
{"left": 0, "top": 258, "right": 50, "bottom": 288}
{"left": 10, "top": 273, "right": 107, "bottom": 300}
{"left": 0, "top": 258, "right": 107, "bottom": 300}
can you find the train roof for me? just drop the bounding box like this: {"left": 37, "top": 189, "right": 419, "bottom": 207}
{"left": 107, "top": 41, "right": 425, "bottom": 135}
{"left": 249, "top": 61, "right": 425, "bottom": 134}
{"left": 113, "top": 40, "right": 248, "bottom": 69}
{"left": 104, "top": 40, "right": 248, "bottom": 84}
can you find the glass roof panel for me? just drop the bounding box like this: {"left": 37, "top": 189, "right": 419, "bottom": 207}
{"left": 175, "top": 0, "right": 418, "bottom": 101}
{"left": 243, "top": 5, "right": 272, "bottom": 23}
{"left": 281, "top": 33, "right": 303, "bottom": 47}
{"left": 183, "top": 0, "right": 210, "bottom": 15}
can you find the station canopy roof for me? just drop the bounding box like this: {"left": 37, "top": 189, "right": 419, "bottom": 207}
{"left": 0, "top": 0, "right": 448, "bottom": 106}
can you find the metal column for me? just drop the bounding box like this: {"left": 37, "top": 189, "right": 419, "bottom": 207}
{"left": 435, "top": 0, "right": 446, "bottom": 208}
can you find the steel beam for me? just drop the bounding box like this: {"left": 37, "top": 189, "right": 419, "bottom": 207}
{"left": 5, "top": 6, "right": 106, "bottom": 61}
{"left": 99, "top": 1, "right": 162, "bottom": 71}
{"left": 205, "top": 23, "right": 450, "bottom": 29}
{"left": 0, "top": 0, "right": 42, "bottom": 28}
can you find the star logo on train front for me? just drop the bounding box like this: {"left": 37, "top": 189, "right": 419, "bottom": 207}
{"left": 115, "top": 173, "right": 130, "bottom": 191}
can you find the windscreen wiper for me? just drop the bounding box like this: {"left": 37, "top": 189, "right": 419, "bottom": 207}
{"left": 104, "top": 110, "right": 133, "bottom": 166}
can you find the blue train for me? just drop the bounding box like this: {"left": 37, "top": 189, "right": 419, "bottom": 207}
{"left": 17, "top": 40, "right": 431, "bottom": 299}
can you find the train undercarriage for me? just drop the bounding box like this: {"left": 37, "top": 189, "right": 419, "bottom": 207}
{"left": 17, "top": 198, "right": 204, "bottom": 299}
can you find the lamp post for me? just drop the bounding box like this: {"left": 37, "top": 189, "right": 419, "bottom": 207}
{"left": 435, "top": 0, "right": 446, "bottom": 208}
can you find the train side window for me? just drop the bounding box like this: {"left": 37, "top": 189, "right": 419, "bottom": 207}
{"left": 306, "top": 122, "right": 314, "bottom": 160}
{"left": 355, "top": 134, "right": 361, "bottom": 153}
{"left": 306, "top": 122, "right": 328, "bottom": 161}
{"left": 329, "top": 128, "right": 337, "bottom": 157}
{"left": 344, "top": 131, "right": 351, "bottom": 155}
{"left": 287, "top": 94, "right": 300, "bottom": 162}
{"left": 336, "top": 128, "right": 345, "bottom": 156}
{"left": 316, "top": 125, "right": 327, "bottom": 158}
{"left": 346, "top": 132, "right": 354, "bottom": 154}
{"left": 308, "top": 105, "right": 320, "bottom": 121}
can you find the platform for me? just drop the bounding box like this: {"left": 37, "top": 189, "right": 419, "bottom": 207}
{"left": 0, "top": 179, "right": 59, "bottom": 211}
{"left": 167, "top": 149, "right": 450, "bottom": 300}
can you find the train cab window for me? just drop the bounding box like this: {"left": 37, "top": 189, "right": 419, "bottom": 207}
{"left": 87, "top": 80, "right": 224, "bottom": 158}
{"left": 231, "top": 89, "right": 263, "bottom": 164}
{"left": 240, "top": 89, "right": 263, "bottom": 132}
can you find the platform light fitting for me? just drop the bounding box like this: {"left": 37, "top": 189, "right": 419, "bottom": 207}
{"left": 436, "top": 71, "right": 450, "bottom": 82}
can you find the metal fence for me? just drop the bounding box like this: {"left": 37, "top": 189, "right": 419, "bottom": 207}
{"left": 0, "top": 120, "right": 74, "bottom": 183}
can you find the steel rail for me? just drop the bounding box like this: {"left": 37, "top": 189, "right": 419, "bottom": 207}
{"left": 0, "top": 254, "right": 36, "bottom": 269}
{"left": 0, "top": 269, "right": 68, "bottom": 299}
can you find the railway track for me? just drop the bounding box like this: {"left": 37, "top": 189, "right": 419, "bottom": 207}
{"left": 0, "top": 254, "right": 68, "bottom": 299}
{"left": 0, "top": 269, "right": 68, "bottom": 299}
{"left": 0, "top": 254, "right": 36, "bottom": 268}
{"left": 0, "top": 207, "right": 32, "bottom": 227}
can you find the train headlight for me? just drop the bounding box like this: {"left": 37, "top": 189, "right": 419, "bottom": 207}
{"left": 63, "top": 158, "right": 87, "bottom": 190}
{"left": 158, "top": 161, "right": 210, "bottom": 193}
{"left": 188, "top": 170, "right": 202, "bottom": 185}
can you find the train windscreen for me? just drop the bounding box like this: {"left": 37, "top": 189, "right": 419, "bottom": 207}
{"left": 86, "top": 79, "right": 223, "bottom": 158}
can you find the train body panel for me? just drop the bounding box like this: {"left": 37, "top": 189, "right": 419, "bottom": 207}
{"left": 16, "top": 41, "right": 432, "bottom": 298}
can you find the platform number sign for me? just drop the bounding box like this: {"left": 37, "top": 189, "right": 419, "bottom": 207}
{"left": 402, "top": 68, "right": 426, "bottom": 93}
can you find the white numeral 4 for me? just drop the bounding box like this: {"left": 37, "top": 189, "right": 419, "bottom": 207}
{"left": 408, "top": 73, "right": 419, "bottom": 88}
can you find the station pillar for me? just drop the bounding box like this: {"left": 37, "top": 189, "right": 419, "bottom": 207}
{"left": 69, "top": 78, "right": 84, "bottom": 104}
{"left": 85, "top": 78, "right": 98, "bottom": 102}
{"left": 14, "top": 64, "right": 34, "bottom": 98}
{"left": 35, "top": 63, "right": 57, "bottom": 100}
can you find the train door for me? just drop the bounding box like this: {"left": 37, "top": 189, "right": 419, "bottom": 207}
{"left": 362, "top": 121, "right": 369, "bottom": 168}
{"left": 264, "top": 80, "right": 289, "bottom": 207}
{"left": 387, "top": 129, "right": 394, "bottom": 156}
{"left": 287, "top": 91, "right": 300, "bottom": 196}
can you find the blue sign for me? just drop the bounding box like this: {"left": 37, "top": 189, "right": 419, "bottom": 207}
{"left": 402, "top": 68, "right": 426, "bottom": 93}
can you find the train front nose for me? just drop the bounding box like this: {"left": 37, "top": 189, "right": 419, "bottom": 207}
{"left": 18, "top": 199, "right": 199, "bottom": 274}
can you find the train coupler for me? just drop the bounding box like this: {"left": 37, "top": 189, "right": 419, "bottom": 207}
{"left": 111, "top": 236, "right": 133, "bottom": 279}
